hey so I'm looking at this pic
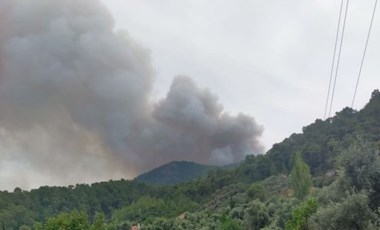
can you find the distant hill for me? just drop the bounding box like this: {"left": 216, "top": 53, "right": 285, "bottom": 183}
{"left": 135, "top": 161, "right": 217, "bottom": 185}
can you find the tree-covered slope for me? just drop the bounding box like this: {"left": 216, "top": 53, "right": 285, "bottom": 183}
{"left": 232, "top": 89, "right": 380, "bottom": 184}
{"left": 135, "top": 161, "right": 217, "bottom": 185}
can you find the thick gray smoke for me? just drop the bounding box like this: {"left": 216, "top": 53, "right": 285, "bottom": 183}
{"left": 152, "top": 76, "right": 263, "bottom": 165}
{"left": 0, "top": 0, "right": 263, "bottom": 190}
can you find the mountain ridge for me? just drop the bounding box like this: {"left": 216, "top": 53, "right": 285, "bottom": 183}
{"left": 134, "top": 161, "right": 217, "bottom": 185}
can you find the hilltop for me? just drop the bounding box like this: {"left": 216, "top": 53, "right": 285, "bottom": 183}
{"left": 135, "top": 161, "right": 217, "bottom": 185}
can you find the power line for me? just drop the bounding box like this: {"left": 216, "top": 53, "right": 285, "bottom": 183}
{"left": 324, "top": 0, "right": 345, "bottom": 119}
{"left": 351, "top": 0, "right": 378, "bottom": 108}
{"left": 328, "top": 0, "right": 350, "bottom": 118}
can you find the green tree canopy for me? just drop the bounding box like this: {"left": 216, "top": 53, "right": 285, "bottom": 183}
{"left": 290, "top": 152, "right": 312, "bottom": 200}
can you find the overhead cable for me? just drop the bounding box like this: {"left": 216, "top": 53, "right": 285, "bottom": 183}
{"left": 328, "top": 0, "right": 350, "bottom": 118}
{"left": 324, "top": 0, "right": 345, "bottom": 119}
{"left": 351, "top": 0, "right": 378, "bottom": 108}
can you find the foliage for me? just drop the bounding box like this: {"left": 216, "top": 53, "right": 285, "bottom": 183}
{"left": 247, "top": 183, "right": 267, "bottom": 201}
{"left": 310, "top": 193, "right": 377, "bottom": 230}
{"left": 244, "top": 200, "right": 270, "bottom": 229}
{"left": 135, "top": 161, "right": 218, "bottom": 185}
{"left": 112, "top": 196, "right": 167, "bottom": 223}
{"left": 219, "top": 214, "right": 241, "bottom": 230}
{"left": 290, "top": 152, "right": 312, "bottom": 200}
{"left": 44, "top": 210, "right": 90, "bottom": 230}
{"left": 285, "top": 198, "right": 317, "bottom": 230}
{"left": 310, "top": 140, "right": 380, "bottom": 229}
{"left": 338, "top": 139, "right": 380, "bottom": 210}
{"left": 91, "top": 212, "right": 106, "bottom": 230}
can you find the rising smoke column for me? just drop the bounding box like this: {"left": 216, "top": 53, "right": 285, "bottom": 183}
{"left": 0, "top": 0, "right": 263, "bottom": 190}
{"left": 152, "top": 76, "right": 263, "bottom": 166}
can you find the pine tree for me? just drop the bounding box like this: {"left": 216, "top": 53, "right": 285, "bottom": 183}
{"left": 290, "top": 152, "right": 312, "bottom": 200}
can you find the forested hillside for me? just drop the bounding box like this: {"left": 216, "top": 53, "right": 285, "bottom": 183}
{"left": 135, "top": 161, "right": 217, "bottom": 185}
{"left": 1, "top": 90, "right": 380, "bottom": 229}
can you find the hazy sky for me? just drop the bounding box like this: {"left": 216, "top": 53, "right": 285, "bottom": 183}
{"left": 102, "top": 0, "right": 380, "bottom": 148}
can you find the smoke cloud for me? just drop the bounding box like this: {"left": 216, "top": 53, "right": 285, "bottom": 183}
{"left": 0, "top": 0, "right": 263, "bottom": 190}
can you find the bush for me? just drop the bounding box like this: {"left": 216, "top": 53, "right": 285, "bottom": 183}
{"left": 285, "top": 198, "right": 317, "bottom": 230}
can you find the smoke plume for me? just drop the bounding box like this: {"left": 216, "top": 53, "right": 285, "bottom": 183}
{"left": 0, "top": 0, "right": 263, "bottom": 190}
